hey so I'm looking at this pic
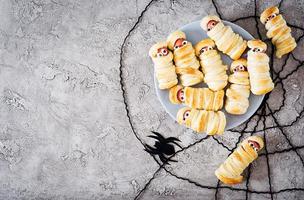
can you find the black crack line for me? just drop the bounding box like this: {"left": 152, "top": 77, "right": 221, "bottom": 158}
{"left": 278, "top": 0, "right": 284, "bottom": 9}
{"left": 134, "top": 162, "right": 163, "bottom": 200}
{"left": 211, "top": 0, "right": 223, "bottom": 20}
{"left": 119, "top": 0, "right": 157, "bottom": 147}
{"left": 118, "top": 1, "right": 166, "bottom": 199}
{"left": 212, "top": 136, "right": 233, "bottom": 152}
{"left": 165, "top": 169, "right": 304, "bottom": 194}
{"left": 215, "top": 180, "right": 220, "bottom": 200}
{"left": 254, "top": 0, "right": 262, "bottom": 39}
{"left": 260, "top": 145, "right": 304, "bottom": 156}
{"left": 245, "top": 164, "right": 252, "bottom": 200}
{"left": 262, "top": 113, "right": 274, "bottom": 200}
{"left": 266, "top": 103, "right": 304, "bottom": 167}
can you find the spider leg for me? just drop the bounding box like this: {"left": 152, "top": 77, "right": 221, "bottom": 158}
{"left": 144, "top": 144, "right": 159, "bottom": 155}
{"left": 166, "top": 137, "right": 181, "bottom": 142}
{"left": 167, "top": 141, "right": 183, "bottom": 149}
{"left": 147, "top": 135, "right": 162, "bottom": 142}
{"left": 151, "top": 131, "right": 165, "bottom": 142}
{"left": 159, "top": 154, "right": 169, "bottom": 164}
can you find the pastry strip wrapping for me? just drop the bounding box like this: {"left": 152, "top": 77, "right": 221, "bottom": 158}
{"left": 215, "top": 136, "right": 264, "bottom": 185}
{"left": 149, "top": 42, "right": 178, "bottom": 89}
{"left": 260, "top": 6, "right": 297, "bottom": 58}
{"left": 176, "top": 107, "right": 226, "bottom": 135}
{"left": 225, "top": 58, "right": 250, "bottom": 115}
{"left": 247, "top": 39, "right": 274, "bottom": 95}
{"left": 200, "top": 16, "right": 247, "bottom": 60}
{"left": 169, "top": 85, "right": 224, "bottom": 111}
{"left": 195, "top": 39, "right": 228, "bottom": 91}
{"left": 167, "top": 30, "right": 204, "bottom": 86}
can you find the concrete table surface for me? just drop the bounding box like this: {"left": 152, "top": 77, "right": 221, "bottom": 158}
{"left": 0, "top": 0, "right": 303, "bottom": 199}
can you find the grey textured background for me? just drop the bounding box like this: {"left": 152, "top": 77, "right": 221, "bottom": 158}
{"left": 0, "top": 0, "right": 303, "bottom": 199}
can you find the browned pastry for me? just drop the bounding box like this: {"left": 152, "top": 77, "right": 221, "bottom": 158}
{"left": 215, "top": 136, "right": 264, "bottom": 185}
{"left": 247, "top": 39, "right": 274, "bottom": 95}
{"left": 200, "top": 15, "right": 247, "bottom": 60}
{"left": 167, "top": 30, "right": 204, "bottom": 86}
{"left": 169, "top": 85, "right": 224, "bottom": 111}
{"left": 225, "top": 58, "right": 250, "bottom": 115}
{"left": 260, "top": 6, "right": 297, "bottom": 58}
{"left": 149, "top": 42, "right": 178, "bottom": 89}
{"left": 176, "top": 107, "right": 226, "bottom": 135}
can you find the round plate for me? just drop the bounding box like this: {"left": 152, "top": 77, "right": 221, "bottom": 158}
{"left": 155, "top": 20, "right": 264, "bottom": 131}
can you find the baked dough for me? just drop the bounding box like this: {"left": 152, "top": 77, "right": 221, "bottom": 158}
{"left": 167, "top": 30, "right": 204, "bottom": 86}
{"left": 215, "top": 136, "right": 264, "bottom": 185}
{"left": 177, "top": 107, "right": 226, "bottom": 135}
{"left": 195, "top": 39, "right": 228, "bottom": 91}
{"left": 260, "top": 6, "right": 297, "bottom": 58}
{"left": 225, "top": 59, "right": 250, "bottom": 115}
{"left": 247, "top": 39, "right": 274, "bottom": 95}
{"left": 149, "top": 42, "right": 178, "bottom": 89}
{"left": 200, "top": 16, "right": 247, "bottom": 60}
{"left": 169, "top": 85, "right": 224, "bottom": 111}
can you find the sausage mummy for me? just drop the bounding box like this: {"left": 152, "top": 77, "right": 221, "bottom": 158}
{"left": 247, "top": 39, "right": 274, "bottom": 95}
{"left": 260, "top": 6, "right": 297, "bottom": 58}
{"left": 225, "top": 59, "right": 250, "bottom": 115}
{"left": 200, "top": 15, "right": 247, "bottom": 60}
{"left": 215, "top": 136, "right": 264, "bottom": 185}
{"left": 177, "top": 107, "right": 226, "bottom": 135}
{"left": 195, "top": 38, "right": 228, "bottom": 91}
{"left": 167, "top": 30, "right": 204, "bottom": 86}
{"left": 169, "top": 85, "right": 224, "bottom": 111}
{"left": 149, "top": 42, "right": 178, "bottom": 89}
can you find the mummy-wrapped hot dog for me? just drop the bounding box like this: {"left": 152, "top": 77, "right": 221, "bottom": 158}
{"left": 260, "top": 6, "right": 297, "bottom": 58}
{"left": 215, "top": 136, "right": 264, "bottom": 185}
{"left": 149, "top": 42, "right": 178, "bottom": 89}
{"left": 200, "top": 16, "right": 247, "bottom": 60}
{"left": 167, "top": 30, "right": 204, "bottom": 86}
{"left": 225, "top": 59, "right": 250, "bottom": 115}
{"left": 195, "top": 38, "right": 228, "bottom": 91}
{"left": 177, "top": 107, "right": 226, "bottom": 135}
{"left": 247, "top": 39, "right": 274, "bottom": 95}
{"left": 169, "top": 85, "right": 224, "bottom": 111}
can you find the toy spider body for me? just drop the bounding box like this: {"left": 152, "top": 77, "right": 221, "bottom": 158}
{"left": 144, "top": 131, "right": 182, "bottom": 164}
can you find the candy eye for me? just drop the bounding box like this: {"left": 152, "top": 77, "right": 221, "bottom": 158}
{"left": 183, "top": 110, "right": 190, "bottom": 121}
{"left": 201, "top": 49, "right": 205, "bottom": 53}
{"left": 162, "top": 49, "right": 168, "bottom": 55}
{"left": 212, "top": 22, "right": 215, "bottom": 26}
{"left": 239, "top": 66, "right": 244, "bottom": 71}
{"left": 157, "top": 53, "right": 162, "bottom": 57}
{"left": 250, "top": 143, "right": 254, "bottom": 147}
{"left": 174, "top": 46, "right": 179, "bottom": 50}
{"left": 233, "top": 68, "right": 237, "bottom": 72}
{"left": 208, "top": 47, "right": 212, "bottom": 50}
{"left": 182, "top": 40, "right": 188, "bottom": 45}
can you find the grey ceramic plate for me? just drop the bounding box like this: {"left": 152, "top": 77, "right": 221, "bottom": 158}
{"left": 154, "top": 20, "right": 264, "bottom": 131}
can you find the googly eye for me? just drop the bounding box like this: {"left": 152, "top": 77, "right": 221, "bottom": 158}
{"left": 162, "top": 49, "right": 167, "bottom": 55}
{"left": 212, "top": 22, "right": 215, "bottom": 26}
{"left": 181, "top": 96, "right": 184, "bottom": 101}
{"left": 207, "top": 28, "right": 211, "bottom": 31}
{"left": 254, "top": 147, "right": 258, "bottom": 152}
{"left": 239, "top": 66, "right": 244, "bottom": 71}
{"left": 186, "top": 113, "right": 189, "bottom": 117}
{"left": 250, "top": 143, "right": 254, "bottom": 147}
{"left": 157, "top": 53, "right": 162, "bottom": 57}
{"left": 174, "top": 46, "right": 179, "bottom": 50}
{"left": 208, "top": 47, "right": 212, "bottom": 50}
{"left": 182, "top": 40, "right": 188, "bottom": 45}
{"left": 233, "top": 68, "right": 237, "bottom": 72}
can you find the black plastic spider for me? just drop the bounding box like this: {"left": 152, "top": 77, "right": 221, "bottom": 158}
{"left": 144, "top": 131, "right": 182, "bottom": 164}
